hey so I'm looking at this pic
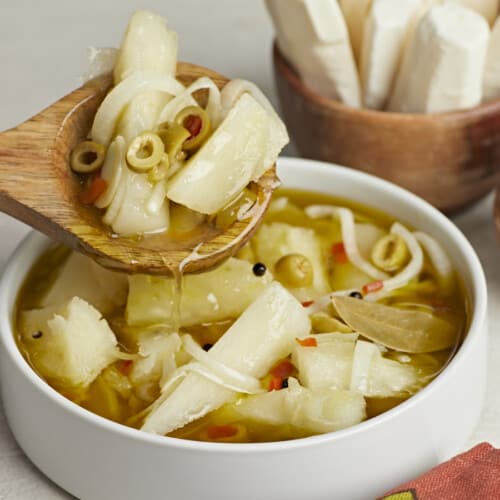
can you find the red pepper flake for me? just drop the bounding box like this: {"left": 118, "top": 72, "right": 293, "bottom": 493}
{"left": 79, "top": 175, "right": 107, "bottom": 205}
{"left": 268, "top": 376, "right": 283, "bottom": 392}
{"left": 331, "top": 242, "right": 348, "bottom": 264}
{"left": 296, "top": 337, "right": 318, "bottom": 347}
{"left": 302, "top": 300, "right": 315, "bottom": 307}
{"left": 270, "top": 359, "right": 295, "bottom": 379}
{"left": 206, "top": 425, "right": 238, "bottom": 440}
{"left": 118, "top": 359, "right": 133, "bottom": 376}
{"left": 184, "top": 114, "right": 203, "bottom": 139}
{"left": 362, "top": 280, "right": 384, "bottom": 295}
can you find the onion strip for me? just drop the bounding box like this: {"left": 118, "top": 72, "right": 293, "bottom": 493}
{"left": 414, "top": 231, "right": 452, "bottom": 278}
{"left": 156, "top": 76, "right": 222, "bottom": 127}
{"left": 305, "top": 205, "right": 389, "bottom": 280}
{"left": 91, "top": 71, "right": 185, "bottom": 146}
{"left": 95, "top": 135, "right": 125, "bottom": 209}
{"left": 181, "top": 335, "right": 264, "bottom": 394}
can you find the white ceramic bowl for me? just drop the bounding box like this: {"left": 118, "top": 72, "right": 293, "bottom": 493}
{"left": 0, "top": 157, "right": 488, "bottom": 500}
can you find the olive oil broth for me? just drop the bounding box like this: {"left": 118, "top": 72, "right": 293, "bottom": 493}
{"left": 15, "top": 188, "right": 469, "bottom": 443}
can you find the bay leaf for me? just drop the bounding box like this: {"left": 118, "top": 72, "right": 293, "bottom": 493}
{"left": 331, "top": 296, "right": 458, "bottom": 353}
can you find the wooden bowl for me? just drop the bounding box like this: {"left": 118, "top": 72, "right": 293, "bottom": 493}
{"left": 273, "top": 43, "right": 500, "bottom": 214}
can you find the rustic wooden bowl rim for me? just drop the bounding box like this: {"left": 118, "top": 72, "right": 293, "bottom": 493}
{"left": 273, "top": 42, "right": 500, "bottom": 124}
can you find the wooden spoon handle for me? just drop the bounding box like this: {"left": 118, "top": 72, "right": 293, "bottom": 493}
{"left": 0, "top": 74, "right": 112, "bottom": 230}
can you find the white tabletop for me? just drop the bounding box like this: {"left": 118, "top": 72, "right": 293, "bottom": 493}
{"left": 0, "top": 1, "right": 499, "bottom": 498}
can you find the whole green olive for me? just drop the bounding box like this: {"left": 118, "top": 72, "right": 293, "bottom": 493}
{"left": 274, "top": 253, "right": 314, "bottom": 288}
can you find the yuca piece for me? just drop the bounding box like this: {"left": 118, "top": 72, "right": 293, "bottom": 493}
{"left": 99, "top": 10, "right": 176, "bottom": 234}
{"left": 265, "top": 0, "right": 361, "bottom": 107}
{"left": 338, "top": 0, "right": 373, "bottom": 65}
{"left": 167, "top": 93, "right": 269, "bottom": 214}
{"left": 141, "top": 282, "right": 310, "bottom": 435}
{"left": 388, "top": 3, "right": 490, "bottom": 113}
{"left": 449, "top": 0, "right": 499, "bottom": 25}
{"left": 361, "top": 0, "right": 422, "bottom": 110}
{"left": 483, "top": 17, "right": 500, "bottom": 102}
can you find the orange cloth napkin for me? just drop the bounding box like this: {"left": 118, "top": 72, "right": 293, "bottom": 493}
{"left": 379, "top": 443, "right": 500, "bottom": 500}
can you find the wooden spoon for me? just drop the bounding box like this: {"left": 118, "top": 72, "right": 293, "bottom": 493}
{"left": 0, "top": 62, "right": 277, "bottom": 275}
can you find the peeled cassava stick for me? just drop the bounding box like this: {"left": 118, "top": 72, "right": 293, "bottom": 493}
{"left": 483, "top": 17, "right": 500, "bottom": 101}
{"left": 142, "top": 282, "right": 310, "bottom": 435}
{"left": 361, "top": 0, "right": 422, "bottom": 109}
{"left": 388, "top": 3, "right": 489, "bottom": 113}
{"left": 448, "top": 0, "right": 499, "bottom": 26}
{"left": 339, "top": 0, "right": 373, "bottom": 65}
{"left": 265, "top": 0, "right": 361, "bottom": 107}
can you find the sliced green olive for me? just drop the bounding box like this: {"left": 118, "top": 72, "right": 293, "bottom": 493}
{"left": 274, "top": 253, "right": 314, "bottom": 288}
{"left": 174, "top": 105, "right": 211, "bottom": 151}
{"left": 126, "top": 131, "right": 164, "bottom": 172}
{"left": 371, "top": 234, "right": 409, "bottom": 272}
{"left": 157, "top": 121, "right": 190, "bottom": 163}
{"left": 70, "top": 140, "right": 106, "bottom": 174}
{"left": 147, "top": 153, "right": 169, "bottom": 183}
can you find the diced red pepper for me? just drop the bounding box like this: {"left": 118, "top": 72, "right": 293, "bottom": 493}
{"left": 331, "top": 242, "right": 348, "bottom": 264}
{"left": 79, "top": 175, "right": 107, "bottom": 205}
{"left": 184, "top": 115, "right": 203, "bottom": 139}
{"left": 296, "top": 337, "right": 318, "bottom": 347}
{"left": 270, "top": 359, "right": 295, "bottom": 379}
{"left": 206, "top": 425, "right": 238, "bottom": 440}
{"left": 117, "top": 359, "right": 133, "bottom": 376}
{"left": 268, "top": 376, "right": 283, "bottom": 392}
{"left": 362, "top": 280, "right": 384, "bottom": 295}
{"left": 302, "top": 300, "right": 315, "bottom": 307}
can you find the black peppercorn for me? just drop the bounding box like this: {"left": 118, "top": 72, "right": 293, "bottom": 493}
{"left": 32, "top": 331, "right": 43, "bottom": 339}
{"left": 349, "top": 291, "right": 363, "bottom": 300}
{"left": 202, "top": 343, "right": 213, "bottom": 351}
{"left": 252, "top": 262, "right": 267, "bottom": 277}
{"left": 281, "top": 378, "right": 289, "bottom": 389}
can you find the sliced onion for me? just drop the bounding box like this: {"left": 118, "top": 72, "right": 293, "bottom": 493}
{"left": 146, "top": 180, "right": 167, "bottom": 215}
{"left": 181, "top": 335, "right": 264, "bottom": 394}
{"left": 156, "top": 76, "right": 222, "bottom": 127}
{"left": 95, "top": 135, "right": 125, "bottom": 209}
{"left": 102, "top": 166, "right": 129, "bottom": 226}
{"left": 91, "top": 71, "right": 185, "bottom": 146}
{"left": 365, "top": 223, "right": 424, "bottom": 301}
{"left": 414, "top": 231, "right": 452, "bottom": 278}
{"left": 305, "top": 205, "right": 389, "bottom": 281}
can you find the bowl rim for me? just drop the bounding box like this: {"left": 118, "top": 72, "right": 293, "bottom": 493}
{"left": 0, "top": 156, "right": 487, "bottom": 454}
{"left": 273, "top": 42, "right": 500, "bottom": 122}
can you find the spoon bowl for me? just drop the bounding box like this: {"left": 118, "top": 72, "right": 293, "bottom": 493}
{"left": 0, "top": 63, "right": 276, "bottom": 275}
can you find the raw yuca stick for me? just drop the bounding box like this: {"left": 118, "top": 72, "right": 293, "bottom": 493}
{"left": 361, "top": 0, "right": 422, "bottom": 109}
{"left": 142, "top": 282, "right": 310, "bottom": 435}
{"left": 339, "top": 0, "right": 373, "bottom": 65}
{"left": 388, "top": 3, "right": 489, "bottom": 113}
{"left": 448, "top": 0, "right": 499, "bottom": 25}
{"left": 483, "top": 17, "right": 500, "bottom": 101}
{"left": 266, "top": 0, "right": 361, "bottom": 107}
{"left": 403, "top": 0, "right": 441, "bottom": 49}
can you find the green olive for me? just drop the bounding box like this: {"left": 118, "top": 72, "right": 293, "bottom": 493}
{"left": 126, "top": 131, "right": 164, "bottom": 172}
{"left": 70, "top": 140, "right": 106, "bottom": 174}
{"left": 174, "top": 105, "right": 211, "bottom": 151}
{"left": 147, "top": 153, "right": 169, "bottom": 183}
{"left": 157, "top": 121, "right": 190, "bottom": 163}
{"left": 371, "top": 234, "right": 409, "bottom": 272}
{"left": 274, "top": 253, "right": 314, "bottom": 288}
